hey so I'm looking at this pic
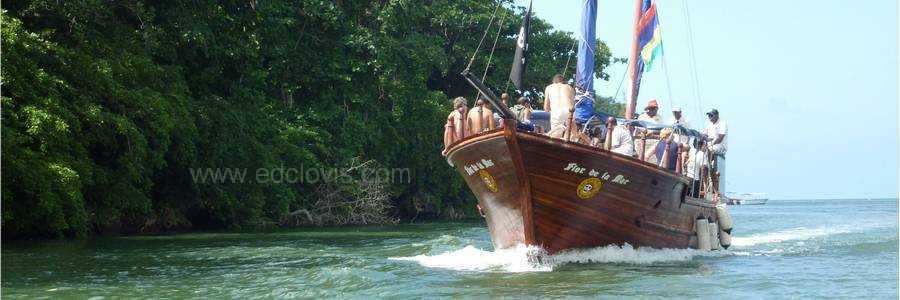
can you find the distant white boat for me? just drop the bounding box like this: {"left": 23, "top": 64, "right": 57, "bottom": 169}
{"left": 724, "top": 193, "right": 768, "bottom": 205}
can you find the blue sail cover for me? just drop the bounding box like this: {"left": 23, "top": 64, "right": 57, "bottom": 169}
{"left": 574, "top": 0, "right": 597, "bottom": 124}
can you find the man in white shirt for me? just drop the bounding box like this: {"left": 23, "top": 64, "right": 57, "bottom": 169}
{"left": 685, "top": 139, "right": 709, "bottom": 197}
{"left": 609, "top": 120, "right": 636, "bottom": 157}
{"left": 704, "top": 109, "right": 727, "bottom": 196}
{"left": 704, "top": 109, "right": 727, "bottom": 155}
{"left": 671, "top": 107, "right": 690, "bottom": 128}
{"left": 671, "top": 106, "right": 691, "bottom": 147}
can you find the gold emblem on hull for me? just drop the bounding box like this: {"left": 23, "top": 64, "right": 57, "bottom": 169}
{"left": 478, "top": 169, "right": 499, "bottom": 193}
{"left": 577, "top": 178, "right": 603, "bottom": 199}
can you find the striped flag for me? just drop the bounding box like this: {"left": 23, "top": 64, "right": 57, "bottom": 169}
{"left": 630, "top": 0, "right": 662, "bottom": 109}
{"left": 637, "top": 0, "right": 662, "bottom": 71}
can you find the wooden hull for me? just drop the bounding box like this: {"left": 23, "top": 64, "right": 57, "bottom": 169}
{"left": 445, "top": 123, "right": 719, "bottom": 254}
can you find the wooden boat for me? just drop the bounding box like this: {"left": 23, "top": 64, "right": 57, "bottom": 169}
{"left": 444, "top": 0, "right": 732, "bottom": 254}
{"left": 445, "top": 118, "right": 722, "bottom": 253}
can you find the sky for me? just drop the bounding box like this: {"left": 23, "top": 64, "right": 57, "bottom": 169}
{"left": 524, "top": 0, "right": 898, "bottom": 199}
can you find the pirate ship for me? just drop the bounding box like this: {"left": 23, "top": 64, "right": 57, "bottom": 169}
{"left": 443, "top": 0, "right": 733, "bottom": 254}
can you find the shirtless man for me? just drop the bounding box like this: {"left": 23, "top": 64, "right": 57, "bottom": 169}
{"left": 442, "top": 97, "right": 468, "bottom": 155}
{"left": 467, "top": 99, "right": 485, "bottom": 135}
{"left": 543, "top": 74, "right": 575, "bottom": 138}
{"left": 480, "top": 99, "right": 495, "bottom": 131}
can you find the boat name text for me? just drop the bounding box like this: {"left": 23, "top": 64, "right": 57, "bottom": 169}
{"left": 465, "top": 159, "right": 495, "bottom": 176}
{"left": 563, "top": 162, "right": 630, "bottom": 185}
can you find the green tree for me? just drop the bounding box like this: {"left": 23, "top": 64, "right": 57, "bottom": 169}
{"left": 1, "top": 0, "right": 622, "bottom": 239}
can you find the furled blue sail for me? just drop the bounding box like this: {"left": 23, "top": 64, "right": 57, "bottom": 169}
{"left": 574, "top": 0, "right": 597, "bottom": 124}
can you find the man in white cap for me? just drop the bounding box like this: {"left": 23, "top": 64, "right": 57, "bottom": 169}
{"left": 671, "top": 107, "right": 690, "bottom": 128}
{"left": 670, "top": 106, "right": 691, "bottom": 148}
{"left": 704, "top": 108, "right": 727, "bottom": 197}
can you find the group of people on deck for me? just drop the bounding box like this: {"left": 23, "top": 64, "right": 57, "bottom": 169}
{"left": 442, "top": 93, "right": 535, "bottom": 153}
{"left": 442, "top": 74, "right": 728, "bottom": 198}
{"left": 606, "top": 99, "right": 728, "bottom": 198}
{"left": 607, "top": 97, "right": 728, "bottom": 197}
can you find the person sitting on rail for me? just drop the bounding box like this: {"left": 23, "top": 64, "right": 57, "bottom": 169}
{"left": 442, "top": 97, "right": 468, "bottom": 156}
{"left": 466, "top": 99, "right": 485, "bottom": 135}
{"left": 544, "top": 74, "right": 575, "bottom": 138}
{"left": 481, "top": 98, "right": 496, "bottom": 131}
{"left": 607, "top": 118, "right": 637, "bottom": 157}
{"left": 649, "top": 128, "right": 679, "bottom": 171}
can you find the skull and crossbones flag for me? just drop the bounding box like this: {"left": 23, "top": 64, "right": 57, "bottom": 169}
{"left": 509, "top": 0, "right": 532, "bottom": 92}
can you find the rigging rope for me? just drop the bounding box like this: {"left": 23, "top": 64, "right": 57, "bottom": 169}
{"left": 612, "top": 60, "right": 629, "bottom": 103}
{"left": 650, "top": 3, "right": 675, "bottom": 119}
{"left": 681, "top": 0, "right": 704, "bottom": 120}
{"left": 465, "top": 2, "right": 502, "bottom": 72}
{"left": 660, "top": 45, "right": 675, "bottom": 115}
{"left": 561, "top": 39, "right": 578, "bottom": 78}
{"left": 481, "top": 8, "right": 507, "bottom": 82}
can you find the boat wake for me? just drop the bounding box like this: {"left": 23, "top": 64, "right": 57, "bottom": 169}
{"left": 730, "top": 226, "right": 852, "bottom": 247}
{"left": 548, "top": 243, "right": 730, "bottom": 266}
{"left": 390, "top": 243, "right": 729, "bottom": 273}
{"left": 391, "top": 220, "right": 897, "bottom": 273}
{"left": 390, "top": 244, "right": 551, "bottom": 272}
{"left": 730, "top": 221, "right": 894, "bottom": 248}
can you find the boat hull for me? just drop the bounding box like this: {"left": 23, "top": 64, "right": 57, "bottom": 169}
{"left": 446, "top": 123, "right": 719, "bottom": 253}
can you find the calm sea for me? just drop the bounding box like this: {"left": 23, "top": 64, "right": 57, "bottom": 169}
{"left": 3, "top": 199, "right": 898, "bottom": 298}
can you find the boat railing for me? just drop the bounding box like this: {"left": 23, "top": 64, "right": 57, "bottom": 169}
{"left": 445, "top": 111, "right": 720, "bottom": 201}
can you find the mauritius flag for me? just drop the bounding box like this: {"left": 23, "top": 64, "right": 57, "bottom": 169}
{"left": 637, "top": 0, "right": 662, "bottom": 71}
{"left": 630, "top": 0, "right": 662, "bottom": 107}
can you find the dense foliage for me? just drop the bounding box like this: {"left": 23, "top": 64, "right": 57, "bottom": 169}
{"left": 1, "top": 0, "right": 620, "bottom": 238}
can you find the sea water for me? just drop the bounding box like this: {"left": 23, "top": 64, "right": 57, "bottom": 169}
{"left": 2, "top": 199, "right": 897, "bottom": 298}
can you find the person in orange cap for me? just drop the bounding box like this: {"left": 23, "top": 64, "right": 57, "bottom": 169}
{"left": 638, "top": 99, "right": 661, "bottom": 123}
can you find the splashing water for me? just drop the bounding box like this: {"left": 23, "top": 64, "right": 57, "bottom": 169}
{"left": 392, "top": 209, "right": 898, "bottom": 273}
{"left": 390, "top": 244, "right": 550, "bottom": 272}
{"left": 549, "top": 243, "right": 730, "bottom": 265}
{"left": 391, "top": 243, "right": 733, "bottom": 272}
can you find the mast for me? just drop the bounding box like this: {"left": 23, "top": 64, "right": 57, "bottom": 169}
{"left": 626, "top": 0, "right": 642, "bottom": 120}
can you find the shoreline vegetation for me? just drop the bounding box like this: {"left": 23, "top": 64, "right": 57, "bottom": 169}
{"left": 2, "top": 1, "right": 621, "bottom": 239}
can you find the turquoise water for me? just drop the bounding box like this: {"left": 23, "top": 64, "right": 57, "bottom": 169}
{"left": 3, "top": 199, "right": 898, "bottom": 298}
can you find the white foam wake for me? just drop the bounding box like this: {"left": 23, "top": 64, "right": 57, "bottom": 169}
{"left": 730, "top": 226, "right": 853, "bottom": 247}
{"left": 549, "top": 243, "right": 728, "bottom": 265}
{"left": 390, "top": 243, "right": 728, "bottom": 273}
{"left": 390, "top": 244, "right": 550, "bottom": 272}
